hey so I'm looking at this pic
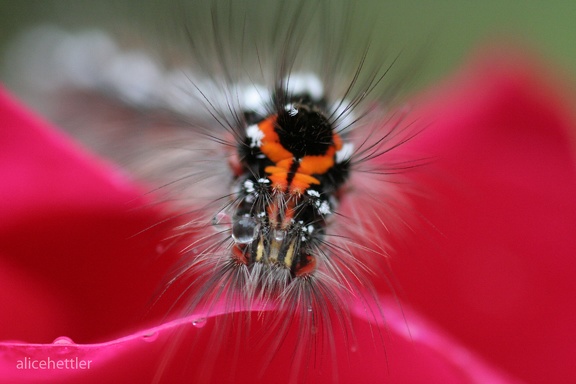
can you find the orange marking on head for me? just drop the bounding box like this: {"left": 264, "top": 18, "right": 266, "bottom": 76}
{"left": 293, "top": 173, "right": 320, "bottom": 188}
{"left": 275, "top": 158, "right": 293, "bottom": 170}
{"left": 257, "top": 116, "right": 292, "bottom": 163}
{"left": 297, "top": 147, "right": 336, "bottom": 175}
{"left": 258, "top": 115, "right": 277, "bottom": 136}
{"left": 265, "top": 166, "right": 320, "bottom": 193}
{"left": 265, "top": 165, "right": 288, "bottom": 174}
{"left": 260, "top": 142, "right": 292, "bottom": 163}
{"left": 266, "top": 172, "right": 288, "bottom": 190}
{"left": 258, "top": 115, "right": 341, "bottom": 194}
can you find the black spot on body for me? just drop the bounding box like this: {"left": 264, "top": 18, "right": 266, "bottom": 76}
{"left": 275, "top": 103, "right": 333, "bottom": 158}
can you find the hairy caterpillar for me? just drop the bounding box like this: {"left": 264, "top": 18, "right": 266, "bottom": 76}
{"left": 4, "top": 0, "right": 424, "bottom": 382}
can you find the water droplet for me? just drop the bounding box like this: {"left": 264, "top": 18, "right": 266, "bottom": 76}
{"left": 52, "top": 336, "right": 74, "bottom": 345}
{"left": 142, "top": 331, "right": 158, "bottom": 342}
{"left": 212, "top": 211, "right": 229, "bottom": 225}
{"left": 307, "top": 306, "right": 313, "bottom": 312}
{"left": 350, "top": 344, "right": 358, "bottom": 353}
{"left": 192, "top": 318, "right": 207, "bottom": 328}
{"left": 52, "top": 336, "right": 75, "bottom": 355}
{"left": 273, "top": 229, "right": 286, "bottom": 241}
{"left": 232, "top": 216, "right": 259, "bottom": 244}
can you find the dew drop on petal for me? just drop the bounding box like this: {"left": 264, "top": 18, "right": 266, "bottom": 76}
{"left": 212, "top": 210, "right": 230, "bottom": 225}
{"left": 52, "top": 336, "right": 75, "bottom": 355}
{"left": 192, "top": 318, "right": 207, "bottom": 328}
{"left": 142, "top": 331, "right": 158, "bottom": 342}
{"left": 52, "top": 336, "right": 74, "bottom": 345}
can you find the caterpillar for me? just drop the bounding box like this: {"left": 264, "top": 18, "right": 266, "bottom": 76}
{"left": 4, "top": 0, "right": 424, "bottom": 382}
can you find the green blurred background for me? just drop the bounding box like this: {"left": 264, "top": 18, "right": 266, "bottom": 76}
{"left": 1, "top": 0, "right": 576, "bottom": 93}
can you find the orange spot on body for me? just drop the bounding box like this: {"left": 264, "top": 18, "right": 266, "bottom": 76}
{"left": 257, "top": 115, "right": 338, "bottom": 194}
{"left": 295, "top": 255, "right": 317, "bottom": 277}
{"left": 258, "top": 116, "right": 292, "bottom": 163}
{"left": 297, "top": 148, "right": 336, "bottom": 175}
{"left": 291, "top": 174, "right": 320, "bottom": 193}
{"left": 232, "top": 245, "right": 248, "bottom": 265}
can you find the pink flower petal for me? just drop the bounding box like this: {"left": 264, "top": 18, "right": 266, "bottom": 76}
{"left": 390, "top": 50, "right": 576, "bottom": 383}
{"left": 0, "top": 86, "right": 179, "bottom": 343}
{"left": 0, "top": 82, "right": 518, "bottom": 382}
{"left": 0, "top": 299, "right": 517, "bottom": 383}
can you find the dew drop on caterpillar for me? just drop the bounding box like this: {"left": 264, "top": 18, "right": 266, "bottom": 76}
{"left": 3, "top": 0, "right": 428, "bottom": 382}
